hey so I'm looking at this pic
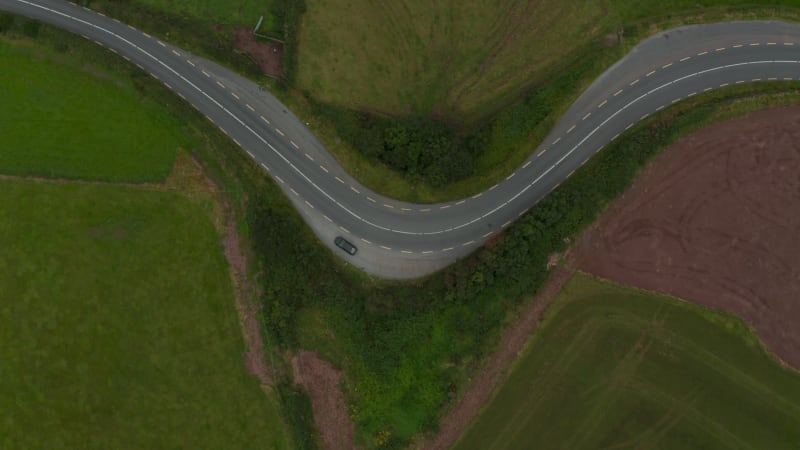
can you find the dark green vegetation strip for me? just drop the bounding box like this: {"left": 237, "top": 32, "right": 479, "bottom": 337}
{"left": 0, "top": 180, "right": 291, "bottom": 449}
{"left": 0, "top": 38, "right": 182, "bottom": 181}
{"left": 454, "top": 273, "right": 800, "bottom": 450}
{"left": 10, "top": 9, "right": 800, "bottom": 449}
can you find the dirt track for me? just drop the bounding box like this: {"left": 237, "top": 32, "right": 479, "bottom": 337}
{"left": 575, "top": 106, "right": 800, "bottom": 368}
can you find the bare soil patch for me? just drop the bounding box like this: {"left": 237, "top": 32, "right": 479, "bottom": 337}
{"left": 574, "top": 106, "right": 800, "bottom": 368}
{"left": 291, "top": 350, "right": 355, "bottom": 450}
{"left": 421, "top": 264, "right": 575, "bottom": 450}
{"left": 233, "top": 28, "right": 283, "bottom": 77}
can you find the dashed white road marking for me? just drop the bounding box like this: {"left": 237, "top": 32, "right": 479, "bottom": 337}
{"left": 442, "top": 247, "right": 454, "bottom": 252}
{"left": 350, "top": 186, "right": 360, "bottom": 194}
{"left": 157, "top": 40, "right": 165, "bottom": 47}
{"left": 35, "top": 0, "right": 800, "bottom": 240}
{"left": 704, "top": 87, "right": 712, "bottom": 92}
{"left": 598, "top": 100, "right": 607, "bottom": 108}
{"left": 582, "top": 112, "right": 592, "bottom": 120}
{"left": 231, "top": 92, "right": 240, "bottom": 99}
{"left": 462, "top": 241, "right": 475, "bottom": 247}
{"left": 752, "top": 78, "right": 761, "bottom": 82}
{"left": 482, "top": 232, "right": 493, "bottom": 238}
{"left": 502, "top": 221, "right": 512, "bottom": 228}
{"left": 506, "top": 172, "right": 516, "bottom": 180}
{"left": 671, "top": 97, "right": 681, "bottom": 103}
{"left": 552, "top": 137, "right": 561, "bottom": 145}
{"left": 339, "top": 226, "right": 350, "bottom": 233}
{"left": 785, "top": 42, "right": 795, "bottom": 46}
{"left": 305, "top": 201, "right": 314, "bottom": 209}
{"left": 687, "top": 92, "right": 697, "bottom": 97}
{"left": 489, "top": 184, "right": 498, "bottom": 191}
{"left": 335, "top": 176, "right": 344, "bottom": 184}
{"left": 171, "top": 49, "right": 180, "bottom": 56}
{"left": 614, "top": 89, "right": 623, "bottom": 96}
{"left": 455, "top": 200, "right": 466, "bottom": 205}
{"left": 567, "top": 125, "right": 576, "bottom": 133}
{"left": 422, "top": 250, "right": 433, "bottom": 254}
{"left": 202, "top": 70, "right": 210, "bottom": 77}
{"left": 401, "top": 250, "right": 413, "bottom": 254}
{"left": 716, "top": 47, "right": 726, "bottom": 51}
{"left": 290, "top": 188, "right": 299, "bottom": 196}
{"left": 522, "top": 161, "right": 531, "bottom": 169}
{"left": 186, "top": 59, "right": 195, "bottom": 67}
{"left": 275, "top": 128, "right": 284, "bottom": 136}
{"left": 177, "top": 92, "right": 186, "bottom": 100}
{"left": 383, "top": 204, "right": 394, "bottom": 209}
{"left": 680, "top": 56, "right": 691, "bottom": 62}
{"left": 733, "top": 44, "right": 743, "bottom": 48}
{"left": 304, "top": 153, "right": 314, "bottom": 162}
{"left": 646, "top": 70, "right": 656, "bottom": 77}
{"left": 656, "top": 105, "right": 665, "bottom": 111}
{"left": 290, "top": 141, "right": 299, "bottom": 149}
{"left": 216, "top": 80, "right": 225, "bottom": 88}
{"left": 261, "top": 163, "right": 270, "bottom": 172}
{"left": 749, "top": 43, "right": 759, "bottom": 47}
{"left": 401, "top": 207, "right": 412, "bottom": 211}
{"left": 275, "top": 176, "right": 284, "bottom": 184}
{"left": 440, "top": 205, "right": 451, "bottom": 209}
{"left": 720, "top": 82, "right": 729, "bottom": 87}
{"left": 323, "top": 215, "right": 332, "bottom": 222}
{"left": 697, "top": 51, "right": 708, "bottom": 56}
{"left": 735, "top": 80, "right": 745, "bottom": 84}
{"left": 629, "top": 79, "right": 639, "bottom": 86}
{"left": 767, "top": 42, "right": 777, "bottom": 45}
{"left": 367, "top": 196, "right": 376, "bottom": 203}
{"left": 420, "top": 208, "right": 431, "bottom": 212}
{"left": 662, "top": 62, "right": 673, "bottom": 69}
{"left": 380, "top": 245, "right": 392, "bottom": 250}
{"left": 472, "top": 193, "right": 483, "bottom": 199}
{"left": 361, "top": 238, "right": 372, "bottom": 244}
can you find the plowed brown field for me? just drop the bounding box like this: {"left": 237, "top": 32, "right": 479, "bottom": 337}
{"left": 575, "top": 106, "right": 800, "bottom": 368}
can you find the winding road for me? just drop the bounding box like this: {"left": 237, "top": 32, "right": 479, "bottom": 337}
{"left": 3, "top": 0, "right": 800, "bottom": 278}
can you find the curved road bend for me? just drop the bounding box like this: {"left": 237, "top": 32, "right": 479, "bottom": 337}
{"left": 3, "top": 0, "right": 800, "bottom": 278}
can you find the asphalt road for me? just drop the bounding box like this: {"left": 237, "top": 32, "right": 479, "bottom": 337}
{"left": 4, "top": 0, "right": 800, "bottom": 278}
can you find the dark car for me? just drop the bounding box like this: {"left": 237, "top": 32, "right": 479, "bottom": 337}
{"left": 334, "top": 236, "right": 357, "bottom": 255}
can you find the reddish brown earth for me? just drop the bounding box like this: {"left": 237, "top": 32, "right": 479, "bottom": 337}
{"left": 233, "top": 28, "right": 283, "bottom": 77}
{"left": 292, "top": 350, "right": 355, "bottom": 450}
{"left": 574, "top": 106, "right": 800, "bottom": 368}
{"left": 421, "top": 264, "right": 575, "bottom": 450}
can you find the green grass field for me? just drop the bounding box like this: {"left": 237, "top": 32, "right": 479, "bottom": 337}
{"left": 0, "top": 38, "right": 183, "bottom": 181}
{"left": 297, "top": 0, "right": 800, "bottom": 121}
{"left": 0, "top": 36, "right": 293, "bottom": 449}
{"left": 0, "top": 180, "right": 292, "bottom": 449}
{"left": 453, "top": 273, "right": 800, "bottom": 450}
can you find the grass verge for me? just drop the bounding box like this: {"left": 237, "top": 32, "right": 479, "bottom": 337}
{"left": 453, "top": 272, "right": 800, "bottom": 450}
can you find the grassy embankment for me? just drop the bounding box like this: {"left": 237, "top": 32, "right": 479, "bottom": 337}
{"left": 294, "top": 0, "right": 800, "bottom": 201}
{"left": 453, "top": 273, "right": 800, "bottom": 450}
{"left": 9, "top": 7, "right": 800, "bottom": 449}
{"left": 0, "top": 36, "right": 294, "bottom": 448}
